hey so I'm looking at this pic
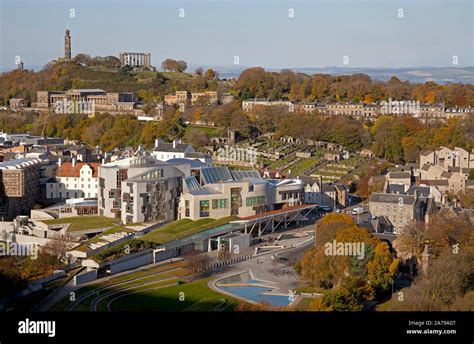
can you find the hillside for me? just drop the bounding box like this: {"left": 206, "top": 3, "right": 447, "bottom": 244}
{"left": 0, "top": 60, "right": 199, "bottom": 105}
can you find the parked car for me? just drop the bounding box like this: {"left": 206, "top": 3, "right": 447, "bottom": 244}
{"left": 351, "top": 207, "right": 365, "bottom": 215}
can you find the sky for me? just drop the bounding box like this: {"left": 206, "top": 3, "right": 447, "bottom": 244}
{"left": 0, "top": 0, "right": 473, "bottom": 71}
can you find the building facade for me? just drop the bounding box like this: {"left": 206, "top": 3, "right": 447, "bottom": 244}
{"left": 46, "top": 161, "right": 100, "bottom": 199}
{"left": 34, "top": 89, "right": 136, "bottom": 114}
{"left": 369, "top": 192, "right": 432, "bottom": 233}
{"left": 151, "top": 139, "right": 195, "bottom": 161}
{"left": 178, "top": 167, "right": 304, "bottom": 220}
{"left": 0, "top": 158, "right": 42, "bottom": 220}
{"left": 98, "top": 156, "right": 190, "bottom": 224}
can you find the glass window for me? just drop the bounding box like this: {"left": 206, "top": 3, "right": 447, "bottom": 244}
{"left": 199, "top": 200, "right": 210, "bottom": 217}
{"left": 212, "top": 199, "right": 228, "bottom": 209}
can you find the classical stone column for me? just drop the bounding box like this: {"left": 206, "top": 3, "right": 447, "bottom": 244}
{"left": 146, "top": 53, "right": 151, "bottom": 67}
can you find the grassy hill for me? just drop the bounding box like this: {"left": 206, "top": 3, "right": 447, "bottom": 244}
{"left": 0, "top": 59, "right": 198, "bottom": 105}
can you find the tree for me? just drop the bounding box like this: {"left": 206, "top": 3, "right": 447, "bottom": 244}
{"left": 187, "top": 252, "right": 211, "bottom": 276}
{"left": 367, "top": 242, "right": 399, "bottom": 294}
{"left": 299, "top": 214, "right": 398, "bottom": 308}
{"left": 161, "top": 59, "right": 187, "bottom": 72}
{"left": 386, "top": 247, "right": 473, "bottom": 311}
{"left": 183, "top": 129, "right": 209, "bottom": 149}
{"left": 392, "top": 221, "right": 427, "bottom": 265}
{"left": 43, "top": 235, "right": 70, "bottom": 269}
{"left": 195, "top": 67, "right": 204, "bottom": 76}
{"left": 457, "top": 189, "right": 474, "bottom": 208}
{"left": 204, "top": 68, "right": 219, "bottom": 80}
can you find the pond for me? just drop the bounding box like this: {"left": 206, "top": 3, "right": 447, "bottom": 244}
{"left": 216, "top": 271, "right": 291, "bottom": 307}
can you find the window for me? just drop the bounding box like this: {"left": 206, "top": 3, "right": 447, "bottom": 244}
{"left": 246, "top": 196, "right": 265, "bottom": 207}
{"left": 212, "top": 199, "right": 228, "bottom": 209}
{"left": 199, "top": 200, "right": 210, "bottom": 217}
{"left": 185, "top": 200, "right": 190, "bottom": 217}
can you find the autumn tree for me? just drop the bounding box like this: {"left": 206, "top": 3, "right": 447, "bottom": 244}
{"left": 161, "top": 59, "right": 187, "bottom": 72}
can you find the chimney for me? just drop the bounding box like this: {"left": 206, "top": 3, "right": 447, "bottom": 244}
{"left": 154, "top": 139, "right": 159, "bottom": 148}
{"left": 101, "top": 158, "right": 105, "bottom": 165}
{"left": 319, "top": 175, "right": 323, "bottom": 190}
{"left": 58, "top": 157, "right": 62, "bottom": 167}
{"left": 72, "top": 158, "right": 76, "bottom": 167}
{"left": 173, "top": 140, "right": 177, "bottom": 149}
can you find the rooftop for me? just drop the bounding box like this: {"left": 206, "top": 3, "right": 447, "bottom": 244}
{"left": 370, "top": 193, "right": 415, "bottom": 204}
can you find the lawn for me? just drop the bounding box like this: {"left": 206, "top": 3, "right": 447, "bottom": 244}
{"left": 50, "top": 262, "right": 189, "bottom": 311}
{"left": 108, "top": 278, "right": 238, "bottom": 311}
{"left": 161, "top": 72, "right": 195, "bottom": 81}
{"left": 42, "top": 216, "right": 120, "bottom": 232}
{"left": 184, "top": 124, "right": 221, "bottom": 137}
{"left": 289, "top": 158, "right": 319, "bottom": 176}
{"left": 140, "top": 217, "right": 238, "bottom": 244}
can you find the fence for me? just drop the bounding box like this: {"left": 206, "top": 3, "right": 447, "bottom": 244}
{"left": 197, "top": 254, "right": 252, "bottom": 272}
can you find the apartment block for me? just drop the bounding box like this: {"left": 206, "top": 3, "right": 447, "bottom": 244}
{"left": 369, "top": 192, "right": 434, "bottom": 234}
{"left": 0, "top": 158, "right": 42, "bottom": 220}
{"left": 46, "top": 160, "right": 100, "bottom": 199}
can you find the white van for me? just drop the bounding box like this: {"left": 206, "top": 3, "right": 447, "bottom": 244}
{"left": 351, "top": 207, "right": 365, "bottom": 215}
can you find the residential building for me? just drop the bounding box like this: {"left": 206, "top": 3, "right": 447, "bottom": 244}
{"left": 420, "top": 146, "right": 474, "bottom": 169}
{"left": 0, "top": 158, "right": 42, "bottom": 220}
{"left": 418, "top": 146, "right": 474, "bottom": 195}
{"left": 164, "top": 91, "right": 191, "bottom": 106}
{"left": 151, "top": 139, "right": 196, "bottom": 161}
{"left": 191, "top": 91, "right": 218, "bottom": 105}
{"left": 303, "top": 177, "right": 350, "bottom": 209}
{"left": 46, "top": 160, "right": 100, "bottom": 199}
{"left": 242, "top": 99, "right": 293, "bottom": 112}
{"left": 164, "top": 90, "right": 233, "bottom": 106}
{"left": 325, "top": 102, "right": 379, "bottom": 119}
{"left": 369, "top": 191, "right": 435, "bottom": 234}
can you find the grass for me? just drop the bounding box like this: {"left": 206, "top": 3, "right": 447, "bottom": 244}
{"left": 161, "top": 72, "right": 195, "bottom": 81}
{"left": 50, "top": 262, "right": 189, "bottom": 311}
{"left": 268, "top": 155, "right": 296, "bottom": 169}
{"left": 42, "top": 216, "right": 119, "bottom": 232}
{"left": 289, "top": 158, "right": 319, "bottom": 176}
{"left": 185, "top": 124, "right": 221, "bottom": 137}
{"left": 294, "top": 297, "right": 316, "bottom": 311}
{"left": 70, "top": 223, "right": 143, "bottom": 253}
{"left": 140, "top": 217, "right": 238, "bottom": 245}
{"left": 109, "top": 278, "right": 238, "bottom": 311}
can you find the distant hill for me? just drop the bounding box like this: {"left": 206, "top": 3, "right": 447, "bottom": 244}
{"left": 198, "top": 65, "right": 474, "bottom": 84}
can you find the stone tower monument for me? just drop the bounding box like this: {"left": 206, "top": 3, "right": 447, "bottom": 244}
{"left": 64, "top": 29, "right": 71, "bottom": 60}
